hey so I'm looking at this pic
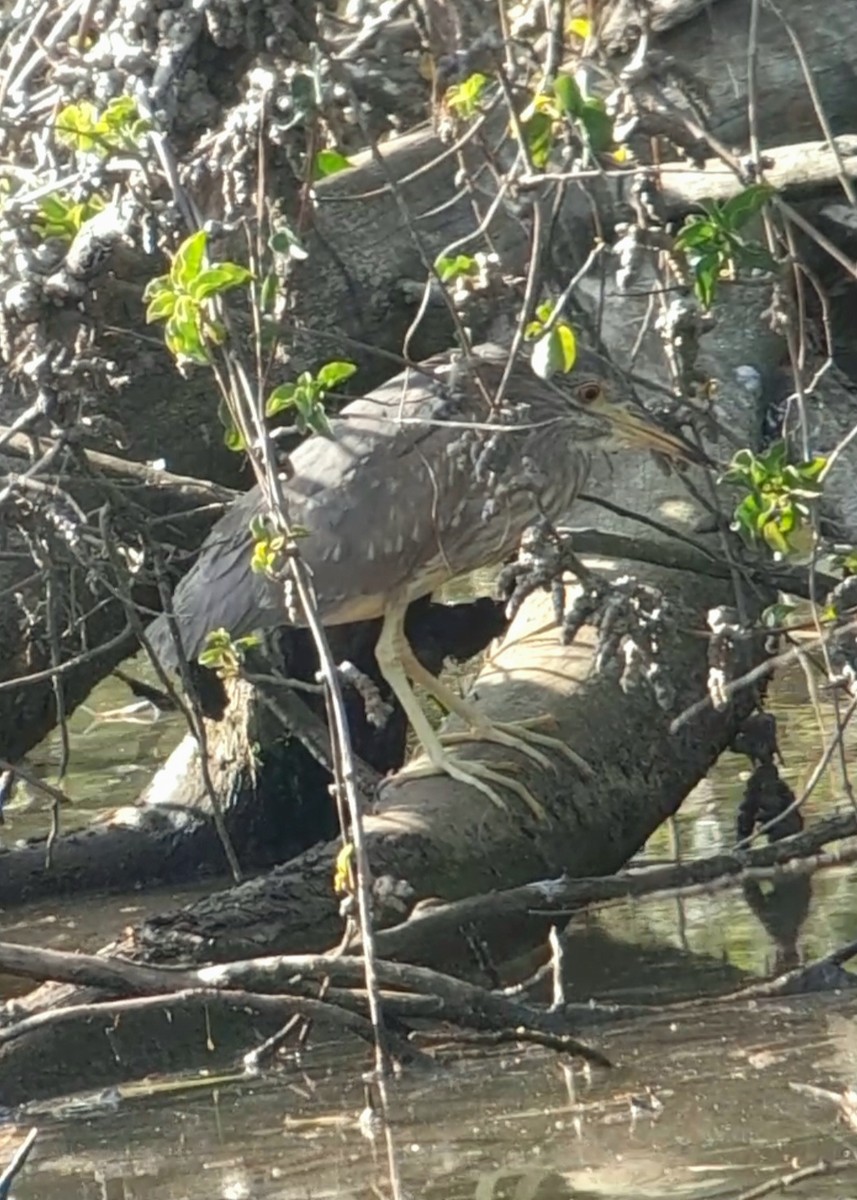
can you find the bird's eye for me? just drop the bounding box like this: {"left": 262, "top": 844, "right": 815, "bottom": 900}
{"left": 577, "top": 382, "right": 603, "bottom": 404}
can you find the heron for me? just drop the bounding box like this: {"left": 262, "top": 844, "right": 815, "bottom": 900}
{"left": 146, "top": 342, "right": 696, "bottom": 816}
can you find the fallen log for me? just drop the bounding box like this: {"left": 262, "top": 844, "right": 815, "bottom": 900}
{"left": 0, "top": 595, "right": 507, "bottom": 903}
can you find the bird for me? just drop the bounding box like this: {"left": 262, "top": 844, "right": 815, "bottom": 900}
{"left": 146, "top": 342, "right": 697, "bottom": 816}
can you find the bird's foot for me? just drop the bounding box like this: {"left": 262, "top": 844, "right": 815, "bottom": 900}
{"left": 439, "top": 716, "right": 592, "bottom": 778}
{"left": 395, "top": 751, "right": 547, "bottom": 821}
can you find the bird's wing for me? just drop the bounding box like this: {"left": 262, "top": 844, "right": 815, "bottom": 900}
{"left": 147, "top": 352, "right": 485, "bottom": 663}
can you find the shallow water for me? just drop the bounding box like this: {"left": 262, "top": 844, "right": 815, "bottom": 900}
{"left": 2, "top": 660, "right": 857, "bottom": 1197}
{"left": 5, "top": 994, "right": 857, "bottom": 1199}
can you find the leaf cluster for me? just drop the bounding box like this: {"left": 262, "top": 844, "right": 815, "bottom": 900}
{"left": 520, "top": 73, "right": 615, "bottom": 169}
{"left": 197, "top": 628, "right": 262, "bottom": 677}
{"left": 55, "top": 96, "right": 150, "bottom": 156}
{"left": 525, "top": 301, "right": 577, "bottom": 380}
{"left": 675, "top": 184, "right": 776, "bottom": 308}
{"left": 32, "top": 192, "right": 105, "bottom": 242}
{"left": 724, "top": 440, "right": 825, "bottom": 558}
{"left": 445, "top": 73, "right": 490, "bottom": 120}
{"left": 265, "top": 361, "right": 357, "bottom": 438}
{"left": 143, "top": 230, "right": 252, "bottom": 365}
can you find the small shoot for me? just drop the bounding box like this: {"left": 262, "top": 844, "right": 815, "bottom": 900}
{"left": 32, "top": 192, "right": 105, "bottom": 241}
{"left": 55, "top": 95, "right": 150, "bottom": 156}
{"left": 445, "top": 72, "right": 490, "bottom": 120}
{"left": 333, "top": 842, "right": 356, "bottom": 898}
{"left": 724, "top": 441, "right": 826, "bottom": 559}
{"left": 435, "top": 253, "right": 478, "bottom": 284}
{"left": 197, "top": 628, "right": 263, "bottom": 677}
{"left": 249, "top": 513, "right": 309, "bottom": 580}
{"left": 265, "top": 361, "right": 357, "bottom": 438}
{"left": 568, "top": 16, "right": 593, "bottom": 39}
{"left": 675, "top": 184, "right": 776, "bottom": 309}
{"left": 143, "top": 229, "right": 252, "bottom": 366}
{"left": 313, "top": 148, "right": 351, "bottom": 179}
{"left": 519, "top": 73, "right": 616, "bottom": 169}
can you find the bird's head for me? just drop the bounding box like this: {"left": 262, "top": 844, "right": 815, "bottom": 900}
{"left": 543, "top": 347, "right": 708, "bottom": 467}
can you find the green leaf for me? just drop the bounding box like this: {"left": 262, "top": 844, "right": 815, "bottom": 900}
{"left": 260, "top": 273, "right": 277, "bottom": 313}
{"left": 730, "top": 448, "right": 757, "bottom": 473}
{"left": 189, "top": 263, "right": 252, "bottom": 301}
{"left": 675, "top": 219, "right": 719, "bottom": 251}
{"left": 171, "top": 230, "right": 208, "bottom": 290}
{"left": 55, "top": 101, "right": 100, "bottom": 152}
{"left": 306, "top": 405, "right": 333, "bottom": 437}
{"left": 761, "top": 518, "right": 789, "bottom": 555}
{"left": 553, "top": 74, "right": 583, "bottom": 117}
{"left": 143, "top": 274, "right": 171, "bottom": 301}
{"left": 761, "top": 440, "right": 786, "bottom": 473}
{"left": 100, "top": 95, "right": 137, "bottom": 129}
{"left": 435, "top": 253, "right": 477, "bottom": 283}
{"left": 165, "top": 301, "right": 209, "bottom": 363}
{"left": 521, "top": 111, "right": 554, "bottom": 169}
{"left": 732, "top": 492, "right": 762, "bottom": 533}
{"left": 721, "top": 183, "right": 775, "bottom": 230}
{"left": 580, "top": 99, "right": 614, "bottom": 152}
{"left": 446, "top": 72, "right": 489, "bottom": 119}
{"left": 796, "top": 455, "right": 827, "bottom": 482}
{"left": 224, "top": 424, "right": 246, "bottom": 451}
{"left": 761, "top": 601, "right": 797, "bottom": 628}
{"left": 269, "top": 227, "right": 308, "bottom": 261}
{"left": 531, "top": 327, "right": 575, "bottom": 380}
{"left": 692, "top": 253, "right": 721, "bottom": 309}
{"left": 145, "top": 290, "right": 176, "bottom": 323}
{"left": 38, "top": 194, "right": 71, "bottom": 221}
{"left": 313, "top": 149, "right": 351, "bottom": 179}
{"left": 317, "top": 361, "right": 357, "bottom": 389}
{"left": 265, "top": 383, "right": 297, "bottom": 417}
{"left": 535, "top": 300, "right": 555, "bottom": 324}
{"left": 555, "top": 323, "right": 577, "bottom": 372}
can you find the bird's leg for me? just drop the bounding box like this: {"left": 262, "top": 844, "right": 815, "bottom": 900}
{"left": 374, "top": 600, "right": 547, "bottom": 819}
{"left": 397, "top": 642, "right": 592, "bottom": 778}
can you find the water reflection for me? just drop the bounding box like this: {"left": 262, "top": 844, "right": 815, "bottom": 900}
{"left": 3, "top": 646, "right": 857, "bottom": 1196}
{"left": 6, "top": 994, "right": 857, "bottom": 1200}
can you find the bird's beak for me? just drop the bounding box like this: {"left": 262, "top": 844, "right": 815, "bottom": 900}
{"left": 607, "top": 408, "right": 711, "bottom": 467}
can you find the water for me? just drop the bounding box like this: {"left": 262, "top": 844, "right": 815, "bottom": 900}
{"left": 3, "top": 663, "right": 857, "bottom": 1197}
{"left": 4, "top": 997, "right": 857, "bottom": 1198}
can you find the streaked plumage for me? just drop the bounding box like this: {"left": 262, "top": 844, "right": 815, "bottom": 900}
{"left": 148, "top": 343, "right": 681, "bottom": 664}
